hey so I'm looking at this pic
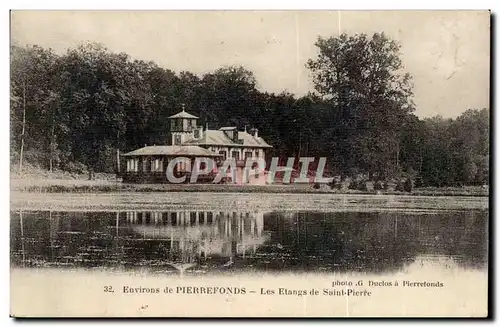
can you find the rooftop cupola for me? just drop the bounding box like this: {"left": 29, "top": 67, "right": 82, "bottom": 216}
{"left": 168, "top": 104, "right": 199, "bottom": 145}
{"left": 168, "top": 104, "right": 199, "bottom": 133}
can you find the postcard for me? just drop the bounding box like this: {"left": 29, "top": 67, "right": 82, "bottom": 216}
{"left": 10, "top": 10, "right": 490, "bottom": 318}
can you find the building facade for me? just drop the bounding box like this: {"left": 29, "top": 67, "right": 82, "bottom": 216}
{"left": 121, "top": 107, "right": 272, "bottom": 184}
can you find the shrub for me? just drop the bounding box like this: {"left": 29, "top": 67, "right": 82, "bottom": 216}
{"left": 374, "top": 180, "right": 384, "bottom": 190}
{"left": 404, "top": 178, "right": 414, "bottom": 192}
{"left": 339, "top": 178, "right": 351, "bottom": 190}
{"left": 64, "top": 161, "right": 88, "bottom": 174}
{"left": 357, "top": 181, "right": 368, "bottom": 191}
{"left": 414, "top": 176, "right": 424, "bottom": 188}
{"left": 329, "top": 176, "right": 341, "bottom": 190}
{"left": 395, "top": 181, "right": 405, "bottom": 192}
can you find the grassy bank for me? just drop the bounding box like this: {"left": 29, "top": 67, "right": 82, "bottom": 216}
{"left": 11, "top": 189, "right": 489, "bottom": 212}
{"left": 10, "top": 177, "right": 489, "bottom": 197}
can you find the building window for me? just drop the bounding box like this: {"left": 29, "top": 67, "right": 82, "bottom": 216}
{"left": 232, "top": 151, "right": 240, "bottom": 160}
{"left": 127, "top": 158, "right": 139, "bottom": 172}
{"left": 219, "top": 150, "right": 227, "bottom": 160}
{"left": 174, "top": 134, "right": 181, "bottom": 145}
{"left": 151, "top": 158, "right": 162, "bottom": 172}
{"left": 244, "top": 151, "right": 252, "bottom": 160}
{"left": 194, "top": 129, "right": 200, "bottom": 138}
{"left": 177, "top": 158, "right": 190, "bottom": 172}
{"left": 172, "top": 119, "right": 182, "bottom": 131}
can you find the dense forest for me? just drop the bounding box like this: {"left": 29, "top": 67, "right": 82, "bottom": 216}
{"left": 10, "top": 32, "right": 489, "bottom": 187}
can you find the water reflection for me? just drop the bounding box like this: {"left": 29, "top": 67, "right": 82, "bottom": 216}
{"left": 10, "top": 209, "right": 487, "bottom": 275}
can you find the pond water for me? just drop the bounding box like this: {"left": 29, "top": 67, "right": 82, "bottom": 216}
{"left": 10, "top": 208, "right": 488, "bottom": 275}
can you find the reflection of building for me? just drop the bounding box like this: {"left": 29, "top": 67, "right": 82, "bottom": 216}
{"left": 11, "top": 210, "right": 269, "bottom": 271}
{"left": 125, "top": 211, "right": 267, "bottom": 263}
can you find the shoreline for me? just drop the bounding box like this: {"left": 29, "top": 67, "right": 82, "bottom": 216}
{"left": 11, "top": 190, "right": 489, "bottom": 212}
{"left": 10, "top": 178, "right": 489, "bottom": 197}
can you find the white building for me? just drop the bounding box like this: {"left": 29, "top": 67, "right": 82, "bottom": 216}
{"left": 122, "top": 107, "right": 273, "bottom": 184}
{"left": 168, "top": 108, "right": 272, "bottom": 162}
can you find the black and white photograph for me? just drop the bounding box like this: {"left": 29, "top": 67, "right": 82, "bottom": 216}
{"left": 9, "top": 10, "right": 490, "bottom": 317}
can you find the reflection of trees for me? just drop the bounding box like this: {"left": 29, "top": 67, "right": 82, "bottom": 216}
{"left": 256, "top": 210, "right": 488, "bottom": 273}
{"left": 419, "top": 210, "right": 488, "bottom": 269}
{"left": 10, "top": 211, "right": 119, "bottom": 268}
{"left": 10, "top": 209, "right": 488, "bottom": 273}
{"left": 457, "top": 212, "right": 488, "bottom": 268}
{"left": 256, "top": 211, "right": 419, "bottom": 273}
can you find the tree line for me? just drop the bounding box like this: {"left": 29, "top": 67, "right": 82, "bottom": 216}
{"left": 10, "top": 32, "right": 489, "bottom": 186}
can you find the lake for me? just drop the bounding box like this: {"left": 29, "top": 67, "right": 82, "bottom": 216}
{"left": 10, "top": 206, "right": 488, "bottom": 275}
{"left": 9, "top": 193, "right": 489, "bottom": 317}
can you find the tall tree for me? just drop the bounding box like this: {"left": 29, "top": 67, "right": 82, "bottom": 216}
{"left": 57, "top": 43, "right": 134, "bottom": 172}
{"left": 200, "top": 66, "right": 259, "bottom": 127}
{"left": 10, "top": 45, "right": 60, "bottom": 172}
{"left": 307, "top": 32, "right": 415, "bottom": 178}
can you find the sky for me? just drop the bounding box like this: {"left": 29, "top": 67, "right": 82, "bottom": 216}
{"left": 10, "top": 10, "right": 490, "bottom": 118}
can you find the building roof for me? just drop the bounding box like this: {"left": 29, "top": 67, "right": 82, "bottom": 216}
{"left": 122, "top": 145, "right": 223, "bottom": 157}
{"left": 219, "top": 127, "right": 237, "bottom": 131}
{"left": 168, "top": 110, "right": 199, "bottom": 119}
{"left": 185, "top": 129, "right": 272, "bottom": 148}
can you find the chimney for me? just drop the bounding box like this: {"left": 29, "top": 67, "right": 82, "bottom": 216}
{"left": 250, "top": 128, "right": 259, "bottom": 138}
{"left": 194, "top": 126, "right": 203, "bottom": 139}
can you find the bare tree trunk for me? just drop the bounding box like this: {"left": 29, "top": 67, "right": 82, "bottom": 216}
{"left": 20, "top": 209, "right": 26, "bottom": 267}
{"left": 116, "top": 131, "right": 121, "bottom": 174}
{"left": 419, "top": 148, "right": 423, "bottom": 173}
{"left": 49, "top": 120, "right": 55, "bottom": 173}
{"left": 396, "top": 142, "right": 400, "bottom": 169}
{"left": 19, "top": 82, "right": 26, "bottom": 173}
{"left": 116, "top": 149, "right": 121, "bottom": 173}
